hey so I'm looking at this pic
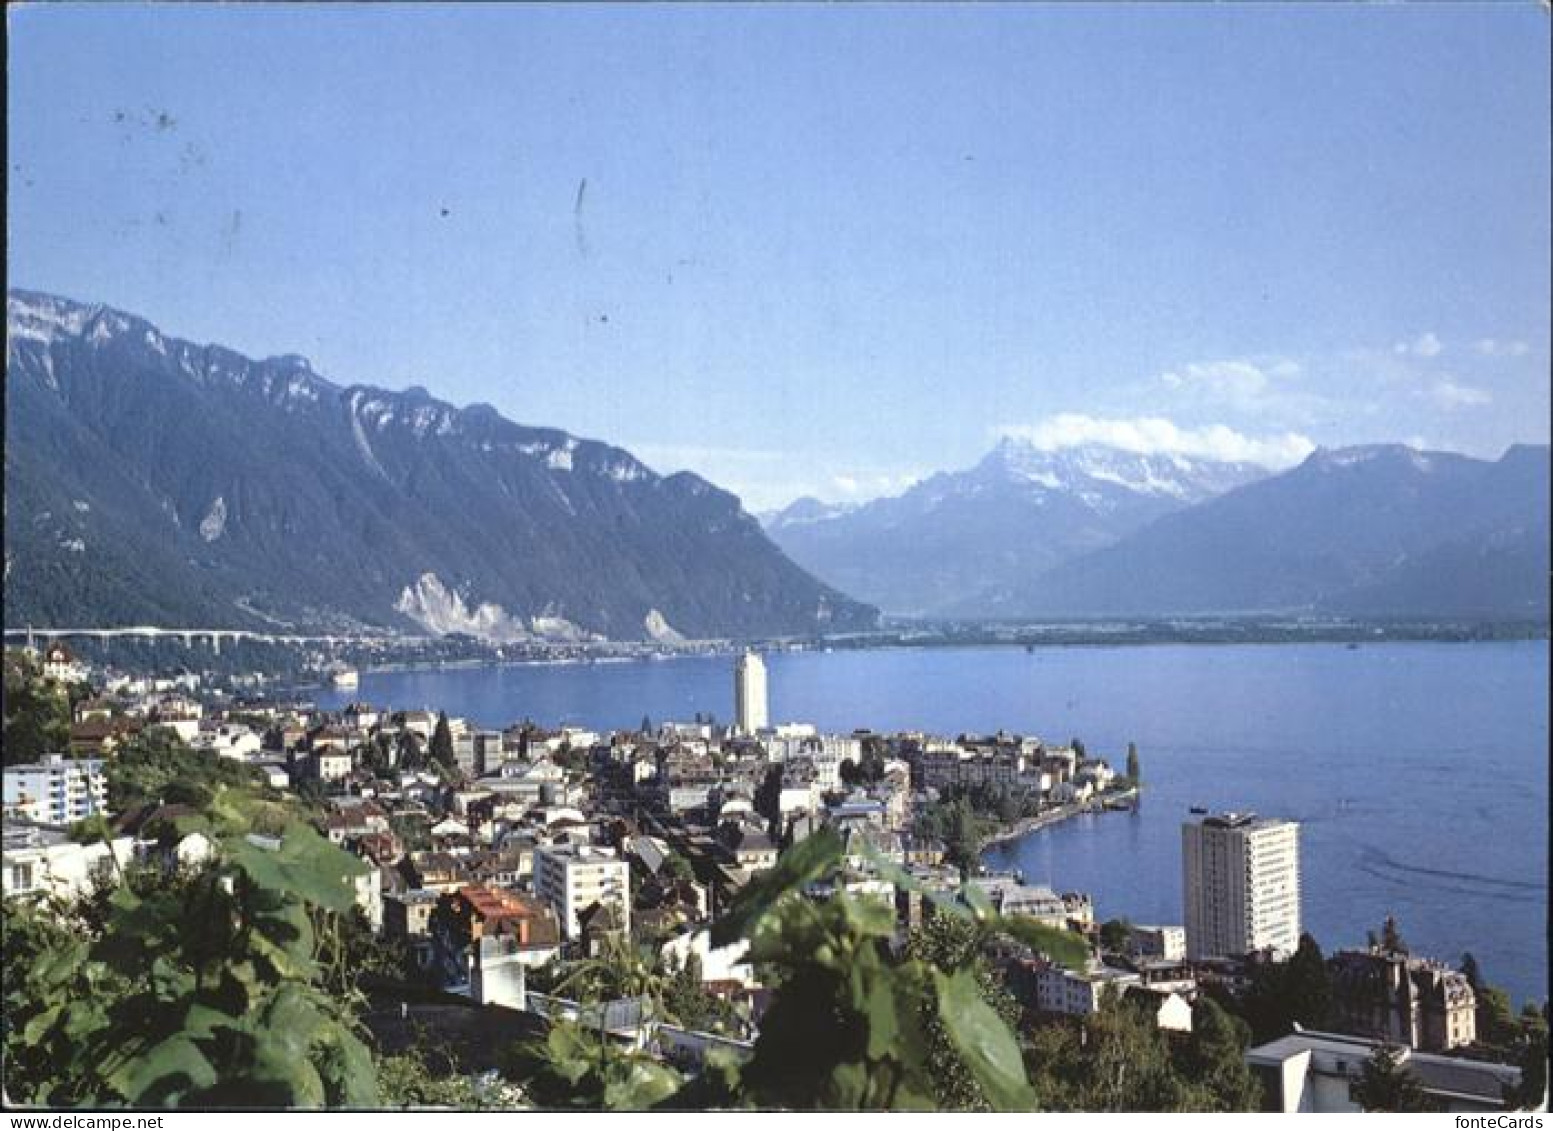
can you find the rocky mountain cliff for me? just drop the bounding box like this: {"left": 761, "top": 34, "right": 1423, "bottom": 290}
{"left": 4, "top": 289, "right": 877, "bottom": 640}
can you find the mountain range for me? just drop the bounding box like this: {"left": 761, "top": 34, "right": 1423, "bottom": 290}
{"left": 4, "top": 289, "right": 878, "bottom": 640}
{"left": 765, "top": 441, "right": 1549, "bottom": 622}
{"left": 762, "top": 441, "right": 1268, "bottom": 616}
{"left": 1006, "top": 443, "right": 1549, "bottom": 620}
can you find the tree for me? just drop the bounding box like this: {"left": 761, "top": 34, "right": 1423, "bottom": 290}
{"left": 1173, "top": 997, "right": 1262, "bottom": 1112}
{"left": 2, "top": 649, "right": 72, "bottom": 765}
{"left": 430, "top": 713, "right": 455, "bottom": 771}
{"left": 1476, "top": 984, "right": 1520, "bottom": 1049}
{"left": 397, "top": 730, "right": 426, "bottom": 772}
{"left": 753, "top": 765, "right": 785, "bottom": 841}
{"left": 1099, "top": 919, "right": 1132, "bottom": 953}
{"left": 1460, "top": 952, "right": 1482, "bottom": 991}
{"left": 1379, "top": 915, "right": 1407, "bottom": 954}
{"left": 942, "top": 796, "right": 983, "bottom": 878}
{"left": 640, "top": 714, "right": 653, "bottom": 736}
{"left": 107, "top": 726, "right": 263, "bottom": 812}
{"left": 1352, "top": 1045, "right": 1432, "bottom": 1112}
{"left": 1282, "top": 933, "right": 1333, "bottom": 1031}
{"left": 1026, "top": 989, "right": 1200, "bottom": 1111}
{"left": 1513, "top": 1004, "right": 1549, "bottom": 1109}
{"left": 1125, "top": 743, "right": 1140, "bottom": 782}
{"left": 662, "top": 853, "right": 694, "bottom": 885}
{"left": 1070, "top": 738, "right": 1087, "bottom": 761}
{"left": 904, "top": 912, "right": 1023, "bottom": 1110}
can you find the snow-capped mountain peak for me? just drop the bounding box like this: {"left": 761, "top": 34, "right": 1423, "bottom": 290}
{"left": 976, "top": 438, "right": 1266, "bottom": 504}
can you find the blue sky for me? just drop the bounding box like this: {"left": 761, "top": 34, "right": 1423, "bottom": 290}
{"left": 9, "top": 3, "right": 1549, "bottom": 510}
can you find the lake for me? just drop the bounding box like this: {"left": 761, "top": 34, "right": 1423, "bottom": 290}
{"left": 314, "top": 641, "right": 1548, "bottom": 1005}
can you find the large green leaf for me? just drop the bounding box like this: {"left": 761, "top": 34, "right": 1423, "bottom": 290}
{"left": 711, "top": 828, "right": 843, "bottom": 947}
{"left": 993, "top": 915, "right": 1090, "bottom": 969}
{"left": 933, "top": 969, "right": 1036, "bottom": 1112}
{"left": 601, "top": 1058, "right": 683, "bottom": 1110}
{"left": 110, "top": 1034, "right": 219, "bottom": 1106}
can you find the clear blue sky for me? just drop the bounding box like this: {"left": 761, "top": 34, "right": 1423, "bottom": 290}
{"left": 9, "top": 3, "right": 1549, "bottom": 510}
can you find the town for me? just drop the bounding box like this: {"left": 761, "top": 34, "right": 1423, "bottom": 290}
{"left": 2, "top": 642, "right": 1545, "bottom": 1112}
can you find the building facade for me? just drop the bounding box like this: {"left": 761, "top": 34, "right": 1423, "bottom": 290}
{"left": 1328, "top": 948, "right": 1477, "bottom": 1051}
{"left": 533, "top": 843, "right": 631, "bottom": 940}
{"left": 734, "top": 652, "right": 768, "bottom": 735}
{"left": 1182, "top": 812, "right": 1301, "bottom": 961}
{"left": 3, "top": 754, "right": 108, "bottom": 826}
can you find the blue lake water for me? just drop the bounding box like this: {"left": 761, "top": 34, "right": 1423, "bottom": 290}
{"left": 315, "top": 641, "right": 1549, "bottom": 1005}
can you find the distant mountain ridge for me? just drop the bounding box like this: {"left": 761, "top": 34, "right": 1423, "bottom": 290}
{"left": 979, "top": 443, "right": 1550, "bottom": 620}
{"left": 762, "top": 439, "right": 1269, "bottom": 616}
{"left": 4, "top": 289, "right": 878, "bottom": 639}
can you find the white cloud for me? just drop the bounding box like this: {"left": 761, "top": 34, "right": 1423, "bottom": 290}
{"left": 1393, "top": 332, "right": 1444, "bottom": 358}
{"left": 829, "top": 472, "right": 921, "bottom": 500}
{"left": 1428, "top": 379, "right": 1491, "bottom": 409}
{"left": 628, "top": 441, "right": 925, "bottom": 511}
{"left": 1158, "top": 358, "right": 1300, "bottom": 406}
{"left": 995, "top": 414, "right": 1315, "bottom": 468}
{"left": 1151, "top": 355, "right": 1335, "bottom": 425}
{"left": 1473, "top": 338, "right": 1530, "bottom": 358}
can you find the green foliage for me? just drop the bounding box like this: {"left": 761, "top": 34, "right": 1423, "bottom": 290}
{"left": 838, "top": 742, "right": 887, "bottom": 787}
{"left": 1026, "top": 991, "right": 1194, "bottom": 1111}
{"left": 1235, "top": 933, "right": 1331, "bottom": 1041}
{"left": 509, "top": 1019, "right": 683, "bottom": 1110}
{"left": 106, "top": 726, "right": 263, "bottom": 812}
{"left": 662, "top": 852, "right": 694, "bottom": 885}
{"left": 430, "top": 713, "right": 455, "bottom": 771}
{"left": 1512, "top": 1004, "right": 1548, "bottom": 1109}
{"left": 1352, "top": 1044, "right": 1433, "bottom": 1112}
{"left": 1099, "top": 918, "right": 1132, "bottom": 953}
{"left": 2, "top": 649, "right": 72, "bottom": 765}
{"left": 516, "top": 830, "right": 1088, "bottom": 1112}
{"left": 1026, "top": 990, "right": 1260, "bottom": 1112}
{"left": 913, "top": 794, "right": 989, "bottom": 877}
{"left": 1173, "top": 997, "right": 1262, "bottom": 1112}
{"left": 660, "top": 953, "right": 742, "bottom": 1037}
{"left": 2, "top": 787, "right": 378, "bottom": 1108}
{"left": 376, "top": 1034, "right": 501, "bottom": 1109}
{"left": 1379, "top": 915, "right": 1407, "bottom": 954}
{"left": 713, "top": 828, "right": 1085, "bottom": 1110}
{"left": 904, "top": 913, "right": 1022, "bottom": 1110}
{"left": 1477, "top": 984, "right": 1520, "bottom": 1048}
{"left": 1125, "top": 742, "right": 1140, "bottom": 783}
{"left": 1460, "top": 951, "right": 1482, "bottom": 991}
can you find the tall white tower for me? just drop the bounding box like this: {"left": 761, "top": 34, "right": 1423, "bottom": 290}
{"left": 734, "top": 651, "right": 769, "bottom": 734}
{"left": 1182, "top": 812, "right": 1301, "bottom": 961}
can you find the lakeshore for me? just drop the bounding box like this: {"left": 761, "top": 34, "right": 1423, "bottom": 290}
{"left": 314, "top": 641, "right": 1548, "bottom": 1004}
{"left": 980, "top": 784, "right": 1141, "bottom": 849}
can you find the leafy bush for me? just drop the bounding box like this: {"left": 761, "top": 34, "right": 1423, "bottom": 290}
{"left": 3, "top": 788, "right": 379, "bottom": 1107}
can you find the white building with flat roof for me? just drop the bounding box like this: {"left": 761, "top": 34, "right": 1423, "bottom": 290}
{"left": 1182, "top": 812, "right": 1300, "bottom": 961}
{"left": 734, "top": 652, "right": 768, "bottom": 735}
{"left": 533, "top": 843, "right": 630, "bottom": 939}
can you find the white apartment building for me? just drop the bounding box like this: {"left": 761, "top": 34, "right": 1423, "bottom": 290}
{"left": 533, "top": 843, "right": 630, "bottom": 939}
{"left": 734, "top": 653, "right": 769, "bottom": 735}
{"left": 1182, "top": 813, "right": 1301, "bottom": 961}
{"left": 1036, "top": 962, "right": 1141, "bottom": 1017}
{"left": 3, "top": 754, "right": 108, "bottom": 825}
{"left": 3, "top": 822, "right": 134, "bottom": 901}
